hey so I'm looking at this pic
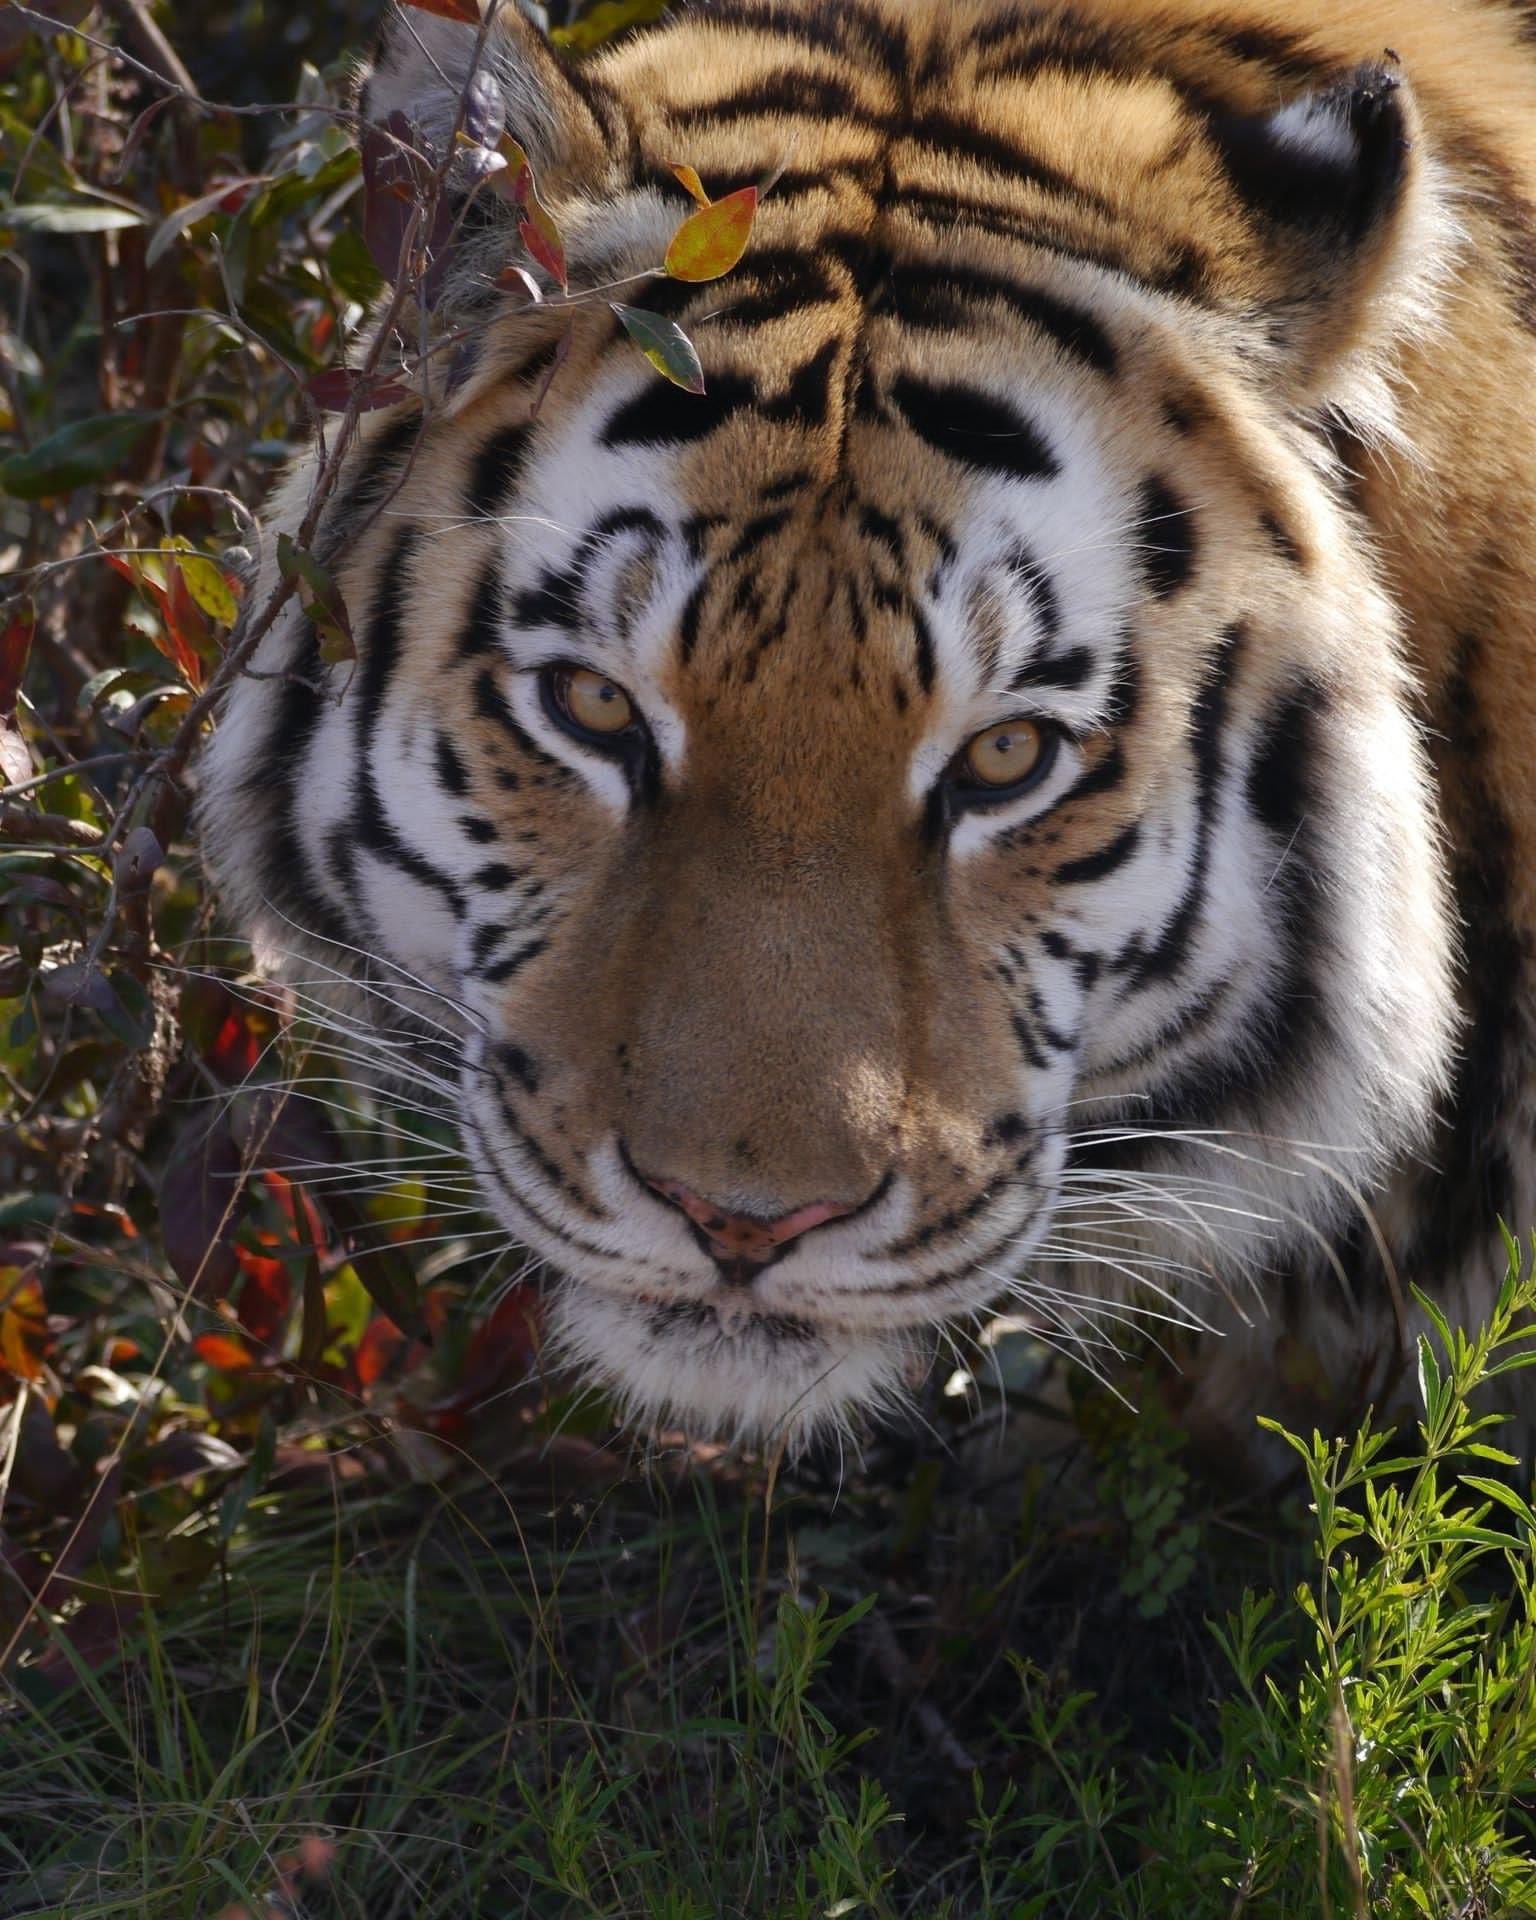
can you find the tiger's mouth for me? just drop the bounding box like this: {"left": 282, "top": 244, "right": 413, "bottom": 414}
{"left": 545, "top": 1278, "right": 916, "bottom": 1448}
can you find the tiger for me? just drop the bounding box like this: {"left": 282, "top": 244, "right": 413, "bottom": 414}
{"left": 198, "top": 0, "right": 1536, "bottom": 1454}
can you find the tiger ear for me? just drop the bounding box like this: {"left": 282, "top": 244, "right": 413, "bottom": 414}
{"left": 358, "top": 1, "right": 611, "bottom": 188}
{"left": 1212, "top": 62, "right": 1430, "bottom": 400}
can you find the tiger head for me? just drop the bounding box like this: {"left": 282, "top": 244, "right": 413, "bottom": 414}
{"left": 201, "top": 0, "right": 1459, "bottom": 1446}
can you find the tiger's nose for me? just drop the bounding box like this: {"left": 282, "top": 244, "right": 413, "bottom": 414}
{"left": 644, "top": 1174, "right": 862, "bottom": 1278}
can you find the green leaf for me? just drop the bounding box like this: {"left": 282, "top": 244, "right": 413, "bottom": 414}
{"left": 76, "top": 665, "right": 170, "bottom": 716}
{"left": 277, "top": 533, "right": 355, "bottom": 664}
{"left": 1, "top": 413, "right": 159, "bottom": 500}
{"left": 2, "top": 201, "right": 146, "bottom": 234}
{"left": 329, "top": 222, "right": 386, "bottom": 305}
{"left": 144, "top": 176, "right": 269, "bottom": 268}
{"left": 611, "top": 305, "right": 705, "bottom": 394}
{"left": 1461, "top": 1476, "right": 1536, "bottom": 1530}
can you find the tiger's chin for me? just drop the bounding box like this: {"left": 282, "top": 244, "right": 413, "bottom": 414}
{"left": 545, "top": 1283, "right": 916, "bottom": 1452}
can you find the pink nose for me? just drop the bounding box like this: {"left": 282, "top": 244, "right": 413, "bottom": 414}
{"left": 645, "top": 1176, "right": 859, "bottom": 1265}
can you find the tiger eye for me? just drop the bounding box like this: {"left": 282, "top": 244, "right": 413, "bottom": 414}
{"left": 964, "top": 718, "right": 1047, "bottom": 787}
{"left": 560, "top": 668, "right": 634, "bottom": 735}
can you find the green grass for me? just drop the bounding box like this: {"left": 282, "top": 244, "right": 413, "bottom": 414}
{"left": 4, "top": 1251, "right": 1536, "bottom": 1920}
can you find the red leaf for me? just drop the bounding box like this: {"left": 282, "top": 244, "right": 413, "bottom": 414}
{"left": 210, "top": 1010, "right": 261, "bottom": 1083}
{"left": 664, "top": 185, "right": 758, "bottom": 283}
{"left": 182, "top": 978, "right": 270, "bottom": 1085}
{"left": 261, "top": 1169, "right": 328, "bottom": 1258}
{"left": 160, "top": 1117, "right": 247, "bottom": 1297}
{"left": 162, "top": 564, "right": 211, "bottom": 688}
{"left": 233, "top": 1247, "right": 292, "bottom": 1347}
{"left": 518, "top": 214, "right": 566, "bottom": 291}
{"left": 495, "top": 136, "right": 567, "bottom": 291}
{"left": 193, "top": 1332, "right": 256, "bottom": 1373}
{"left": 0, "top": 599, "right": 34, "bottom": 718}
{"left": 459, "top": 1284, "right": 541, "bottom": 1401}
{"left": 307, "top": 368, "right": 413, "bottom": 414}
{"left": 496, "top": 263, "right": 544, "bottom": 303}
{"left": 355, "top": 1313, "right": 408, "bottom": 1389}
{"left": 361, "top": 112, "right": 456, "bottom": 294}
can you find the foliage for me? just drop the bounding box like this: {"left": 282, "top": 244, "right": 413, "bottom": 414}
{"left": 2, "top": 7, "right": 1536, "bottom": 1919}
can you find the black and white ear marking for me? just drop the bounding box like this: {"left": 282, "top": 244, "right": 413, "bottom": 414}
{"left": 1216, "top": 62, "right": 1411, "bottom": 244}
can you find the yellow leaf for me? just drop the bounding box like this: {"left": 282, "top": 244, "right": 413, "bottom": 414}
{"left": 364, "top": 1178, "right": 428, "bottom": 1235}
{"left": 668, "top": 162, "right": 711, "bottom": 209}
{"left": 663, "top": 185, "right": 758, "bottom": 283}
{"left": 549, "top": 0, "right": 669, "bottom": 51}
{"left": 165, "top": 537, "right": 240, "bottom": 626}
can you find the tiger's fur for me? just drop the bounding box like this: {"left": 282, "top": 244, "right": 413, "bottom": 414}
{"left": 200, "top": 0, "right": 1536, "bottom": 1449}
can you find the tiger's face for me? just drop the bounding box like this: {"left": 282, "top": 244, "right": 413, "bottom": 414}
{"left": 202, "top": 0, "right": 1457, "bottom": 1446}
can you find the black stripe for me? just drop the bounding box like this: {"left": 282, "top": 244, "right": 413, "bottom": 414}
{"left": 903, "top": 110, "right": 1115, "bottom": 217}
{"left": 669, "top": 69, "right": 869, "bottom": 129}
{"left": 708, "top": 248, "right": 841, "bottom": 328}
{"left": 495, "top": 1043, "right": 540, "bottom": 1095}
{"left": 512, "top": 563, "right": 582, "bottom": 632}
{"left": 351, "top": 532, "right": 466, "bottom": 923}
{"left": 434, "top": 733, "right": 468, "bottom": 795}
{"left": 859, "top": 506, "right": 904, "bottom": 560}
{"left": 1010, "top": 645, "right": 1093, "bottom": 694}
{"left": 464, "top": 1105, "right": 609, "bottom": 1249}
{"left": 469, "top": 920, "right": 511, "bottom": 971}
{"left": 1137, "top": 476, "right": 1197, "bottom": 599}
{"left": 1407, "top": 637, "right": 1519, "bottom": 1272}
{"left": 678, "top": 577, "right": 709, "bottom": 664}
{"left": 327, "top": 410, "right": 421, "bottom": 543}
{"left": 727, "top": 507, "right": 792, "bottom": 565}
{"left": 467, "top": 424, "right": 529, "bottom": 520}
{"left": 1005, "top": 542, "right": 1062, "bottom": 644}
{"left": 482, "top": 937, "right": 549, "bottom": 986}
{"left": 760, "top": 337, "right": 841, "bottom": 427}
{"left": 896, "top": 187, "right": 1211, "bottom": 297}
{"left": 457, "top": 558, "right": 505, "bottom": 660}
{"left": 912, "top": 605, "right": 936, "bottom": 696}
{"left": 257, "top": 618, "right": 353, "bottom": 949}
{"left": 1061, "top": 739, "right": 1126, "bottom": 809}
{"left": 473, "top": 668, "right": 565, "bottom": 770}
{"left": 890, "top": 375, "right": 1058, "bottom": 481}
{"left": 694, "top": 0, "right": 909, "bottom": 75}
{"left": 603, "top": 371, "right": 755, "bottom": 449}
{"left": 1113, "top": 626, "right": 1244, "bottom": 988}
{"left": 886, "top": 262, "right": 1117, "bottom": 374}
{"left": 1055, "top": 821, "right": 1142, "bottom": 885}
